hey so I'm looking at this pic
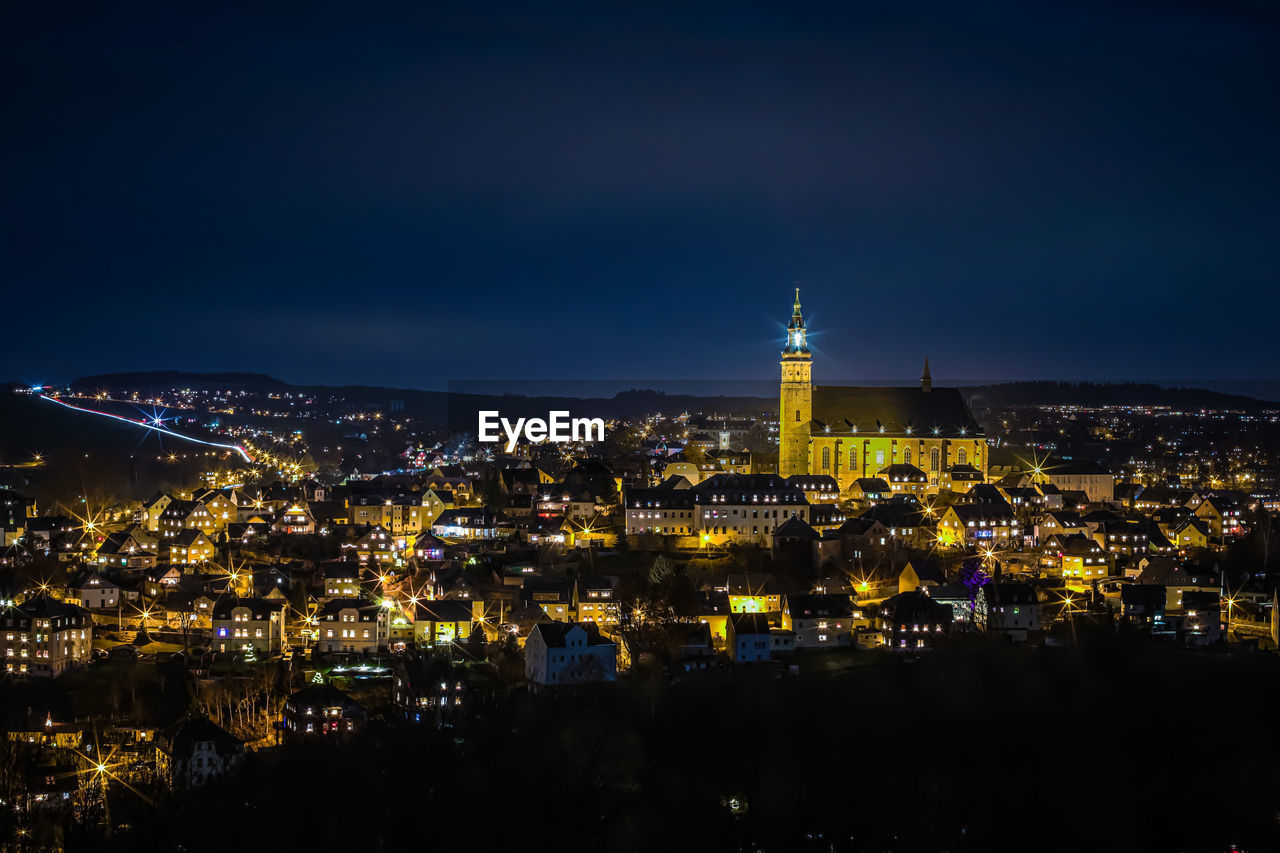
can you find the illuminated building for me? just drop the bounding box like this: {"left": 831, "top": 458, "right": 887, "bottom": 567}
{"left": 694, "top": 473, "right": 809, "bottom": 544}
{"left": 1043, "top": 533, "right": 1110, "bottom": 583}
{"left": 190, "top": 488, "right": 237, "bottom": 531}
{"left": 317, "top": 599, "right": 383, "bottom": 654}
{"left": 781, "top": 594, "right": 854, "bottom": 649}
{"left": 321, "top": 562, "right": 359, "bottom": 598}
{"left": 726, "top": 572, "right": 782, "bottom": 614}
{"left": 726, "top": 612, "right": 794, "bottom": 662}
{"left": 974, "top": 583, "right": 1041, "bottom": 642}
{"left": 1035, "top": 458, "right": 1115, "bottom": 503}
{"left": 1193, "top": 495, "right": 1244, "bottom": 538}
{"left": 936, "top": 504, "right": 1020, "bottom": 548}
{"left": 161, "top": 529, "right": 215, "bottom": 564}
{"left": 69, "top": 571, "right": 120, "bottom": 609}
{"left": 346, "top": 493, "right": 425, "bottom": 535}
{"left": 573, "top": 576, "right": 618, "bottom": 627}
{"left": 524, "top": 622, "right": 617, "bottom": 691}
{"left": 211, "top": 598, "right": 286, "bottom": 654}
{"left": 3, "top": 596, "right": 92, "bottom": 677}
{"left": 412, "top": 599, "right": 479, "bottom": 648}
{"left": 155, "top": 498, "right": 219, "bottom": 538}
{"left": 272, "top": 503, "right": 317, "bottom": 535}
{"left": 282, "top": 684, "right": 366, "bottom": 740}
{"left": 431, "top": 508, "right": 497, "bottom": 540}
{"left": 777, "top": 290, "right": 987, "bottom": 494}
{"left": 877, "top": 590, "right": 952, "bottom": 651}
{"left": 155, "top": 717, "right": 243, "bottom": 788}
{"left": 342, "top": 525, "right": 395, "bottom": 566}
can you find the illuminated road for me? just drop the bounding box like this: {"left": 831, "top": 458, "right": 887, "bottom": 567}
{"left": 38, "top": 394, "right": 255, "bottom": 464}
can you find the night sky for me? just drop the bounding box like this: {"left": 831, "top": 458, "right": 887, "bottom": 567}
{"left": 4, "top": 1, "right": 1278, "bottom": 390}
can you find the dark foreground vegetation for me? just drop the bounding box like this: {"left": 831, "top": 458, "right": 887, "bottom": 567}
{"left": 63, "top": 633, "right": 1280, "bottom": 853}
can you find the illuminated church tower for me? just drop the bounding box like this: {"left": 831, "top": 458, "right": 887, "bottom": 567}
{"left": 778, "top": 288, "right": 812, "bottom": 477}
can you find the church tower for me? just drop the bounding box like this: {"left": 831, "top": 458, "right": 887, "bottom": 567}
{"left": 779, "top": 288, "right": 812, "bottom": 477}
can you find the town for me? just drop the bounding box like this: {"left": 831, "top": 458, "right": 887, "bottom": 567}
{"left": 1, "top": 296, "right": 1278, "bottom": 851}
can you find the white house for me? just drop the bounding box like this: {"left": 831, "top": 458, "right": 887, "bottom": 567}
{"left": 524, "top": 622, "right": 617, "bottom": 691}
{"left": 71, "top": 571, "right": 120, "bottom": 609}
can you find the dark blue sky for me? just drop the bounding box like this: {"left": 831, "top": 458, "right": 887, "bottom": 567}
{"left": 4, "top": 1, "right": 1278, "bottom": 390}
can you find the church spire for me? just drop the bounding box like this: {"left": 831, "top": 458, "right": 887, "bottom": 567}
{"left": 921, "top": 357, "right": 932, "bottom": 393}
{"left": 784, "top": 287, "right": 808, "bottom": 354}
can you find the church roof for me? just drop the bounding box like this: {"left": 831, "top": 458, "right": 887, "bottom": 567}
{"left": 809, "top": 386, "right": 980, "bottom": 436}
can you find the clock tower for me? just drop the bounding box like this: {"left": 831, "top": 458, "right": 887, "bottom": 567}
{"left": 779, "top": 288, "right": 812, "bottom": 477}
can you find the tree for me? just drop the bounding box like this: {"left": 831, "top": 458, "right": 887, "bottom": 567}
{"left": 648, "top": 554, "right": 674, "bottom": 584}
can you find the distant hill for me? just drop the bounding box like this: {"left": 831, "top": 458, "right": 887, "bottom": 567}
{"left": 59, "top": 373, "right": 1279, "bottom": 426}
{"left": 73, "top": 371, "right": 292, "bottom": 393}
{"left": 962, "top": 381, "right": 1276, "bottom": 411}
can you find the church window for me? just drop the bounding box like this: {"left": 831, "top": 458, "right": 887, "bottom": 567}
{"left": 822, "top": 447, "right": 830, "bottom": 470}
{"left": 930, "top": 448, "right": 940, "bottom": 471}
{"left": 903, "top": 448, "right": 912, "bottom": 466}
{"left": 795, "top": 409, "right": 801, "bottom": 422}
{"left": 958, "top": 449, "right": 967, "bottom": 465}
{"left": 875, "top": 450, "right": 884, "bottom": 469}
{"left": 849, "top": 449, "right": 857, "bottom": 471}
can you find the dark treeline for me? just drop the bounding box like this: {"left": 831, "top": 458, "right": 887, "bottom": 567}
{"left": 87, "top": 634, "right": 1280, "bottom": 853}
{"left": 964, "top": 381, "right": 1275, "bottom": 411}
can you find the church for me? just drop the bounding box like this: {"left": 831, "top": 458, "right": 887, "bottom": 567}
{"left": 778, "top": 290, "right": 987, "bottom": 495}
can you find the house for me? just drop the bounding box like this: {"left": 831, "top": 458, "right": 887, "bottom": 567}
{"left": 975, "top": 582, "right": 1042, "bottom": 642}
{"left": 70, "top": 571, "right": 121, "bottom": 609}
{"left": 94, "top": 528, "right": 158, "bottom": 569}
{"left": 1193, "top": 495, "right": 1245, "bottom": 539}
{"left": 525, "top": 622, "right": 618, "bottom": 691}
{"left": 317, "top": 599, "right": 384, "bottom": 654}
{"left": 413, "top": 532, "right": 446, "bottom": 561}
{"left": 1040, "top": 459, "right": 1115, "bottom": 503}
{"left": 726, "top": 573, "right": 783, "bottom": 614}
{"left": 282, "top": 684, "right": 366, "bottom": 740}
{"left": 1037, "top": 510, "right": 1087, "bottom": 541}
{"left": 1121, "top": 584, "right": 1168, "bottom": 630}
{"left": 1044, "top": 533, "right": 1110, "bottom": 584}
{"left": 211, "top": 598, "right": 286, "bottom": 655}
{"left": 273, "top": 503, "right": 317, "bottom": 535}
{"left": 413, "top": 599, "right": 478, "bottom": 649}
{"left": 1172, "top": 517, "right": 1211, "bottom": 552}
{"left": 321, "top": 562, "right": 361, "bottom": 598}
{"left": 342, "top": 525, "right": 395, "bottom": 566}
{"left": 879, "top": 463, "right": 930, "bottom": 497}
{"left": 433, "top": 508, "right": 498, "bottom": 540}
{"left": 771, "top": 515, "right": 819, "bottom": 564}
{"left": 155, "top": 717, "right": 243, "bottom": 788}
{"left": 671, "top": 622, "right": 717, "bottom": 673}
{"left": 393, "top": 660, "right": 468, "bottom": 727}
{"left": 1181, "top": 590, "right": 1222, "bottom": 645}
{"left": 726, "top": 612, "right": 794, "bottom": 662}
{"left": 156, "top": 499, "right": 218, "bottom": 539}
{"left": 848, "top": 478, "right": 892, "bottom": 504}
{"left": 937, "top": 504, "right": 1020, "bottom": 548}
{"left": 623, "top": 486, "right": 697, "bottom": 536}
{"left": 692, "top": 473, "right": 810, "bottom": 545}
{"left": 191, "top": 489, "right": 238, "bottom": 531}
{"left": 523, "top": 578, "right": 574, "bottom": 622}
{"left": 899, "top": 560, "right": 946, "bottom": 594}
{"left": 940, "top": 464, "right": 985, "bottom": 493}
{"left": 573, "top": 576, "right": 619, "bottom": 627}
{"left": 782, "top": 594, "right": 853, "bottom": 650}
{"left": 878, "top": 590, "right": 952, "bottom": 651}
{"left": 834, "top": 516, "right": 890, "bottom": 563}
{"left": 162, "top": 529, "right": 215, "bottom": 565}
{"left": 2, "top": 596, "right": 93, "bottom": 677}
